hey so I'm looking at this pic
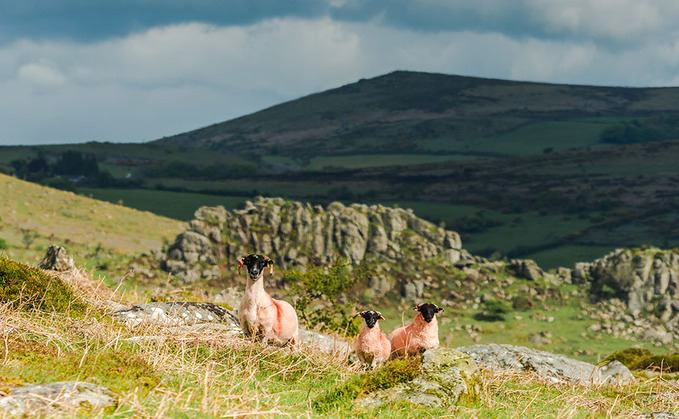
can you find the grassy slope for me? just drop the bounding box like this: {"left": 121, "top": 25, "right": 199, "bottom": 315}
{"left": 1, "top": 259, "right": 677, "bottom": 417}
{"left": 0, "top": 173, "right": 185, "bottom": 264}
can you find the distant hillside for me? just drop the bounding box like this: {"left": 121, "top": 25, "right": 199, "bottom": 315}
{"left": 2, "top": 71, "right": 679, "bottom": 268}
{"left": 153, "top": 70, "right": 679, "bottom": 158}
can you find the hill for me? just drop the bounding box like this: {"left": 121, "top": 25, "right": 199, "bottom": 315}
{"left": 1, "top": 71, "right": 679, "bottom": 267}
{"left": 153, "top": 70, "right": 679, "bottom": 158}
{"left": 0, "top": 173, "right": 184, "bottom": 266}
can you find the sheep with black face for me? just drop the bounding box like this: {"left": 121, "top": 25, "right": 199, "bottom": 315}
{"left": 354, "top": 310, "right": 391, "bottom": 369}
{"left": 389, "top": 303, "right": 443, "bottom": 358}
{"left": 238, "top": 254, "right": 299, "bottom": 346}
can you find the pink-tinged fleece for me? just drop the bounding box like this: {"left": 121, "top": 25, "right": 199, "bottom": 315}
{"left": 389, "top": 311, "right": 440, "bottom": 358}
{"left": 239, "top": 257, "right": 298, "bottom": 346}
{"left": 354, "top": 314, "right": 390, "bottom": 369}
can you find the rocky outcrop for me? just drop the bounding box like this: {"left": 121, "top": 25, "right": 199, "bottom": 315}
{"left": 162, "top": 197, "right": 471, "bottom": 282}
{"left": 38, "top": 245, "right": 75, "bottom": 271}
{"left": 356, "top": 348, "right": 480, "bottom": 408}
{"left": 456, "top": 343, "right": 634, "bottom": 386}
{"left": 573, "top": 248, "right": 679, "bottom": 319}
{"left": 0, "top": 381, "right": 116, "bottom": 416}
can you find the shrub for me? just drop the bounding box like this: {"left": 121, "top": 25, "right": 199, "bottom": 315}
{"left": 601, "top": 347, "right": 653, "bottom": 368}
{"left": 283, "top": 257, "right": 370, "bottom": 336}
{"left": 631, "top": 353, "right": 679, "bottom": 373}
{"left": 511, "top": 294, "right": 534, "bottom": 311}
{"left": 474, "top": 299, "right": 511, "bottom": 321}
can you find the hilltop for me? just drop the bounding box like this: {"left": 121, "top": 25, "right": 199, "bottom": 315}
{"left": 153, "top": 70, "right": 679, "bottom": 158}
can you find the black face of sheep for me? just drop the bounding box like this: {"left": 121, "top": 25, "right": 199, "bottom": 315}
{"left": 238, "top": 254, "right": 274, "bottom": 281}
{"left": 357, "top": 310, "right": 385, "bottom": 328}
{"left": 415, "top": 303, "right": 443, "bottom": 323}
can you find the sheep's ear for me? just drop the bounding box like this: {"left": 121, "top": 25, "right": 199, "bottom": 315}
{"left": 237, "top": 257, "right": 245, "bottom": 275}
{"left": 266, "top": 258, "right": 275, "bottom": 275}
{"left": 413, "top": 305, "right": 420, "bottom": 311}
{"left": 437, "top": 307, "right": 444, "bottom": 313}
{"left": 377, "top": 313, "right": 385, "bottom": 320}
{"left": 354, "top": 312, "right": 364, "bottom": 318}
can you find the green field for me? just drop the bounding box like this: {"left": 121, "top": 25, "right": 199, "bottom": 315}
{"left": 305, "top": 154, "right": 478, "bottom": 170}
{"left": 78, "top": 188, "right": 250, "bottom": 221}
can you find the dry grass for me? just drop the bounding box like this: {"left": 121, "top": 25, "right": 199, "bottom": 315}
{"left": 467, "top": 368, "right": 679, "bottom": 418}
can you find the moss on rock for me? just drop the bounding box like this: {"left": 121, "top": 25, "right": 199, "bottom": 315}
{"left": 355, "top": 348, "right": 480, "bottom": 409}
{"left": 0, "top": 257, "right": 87, "bottom": 315}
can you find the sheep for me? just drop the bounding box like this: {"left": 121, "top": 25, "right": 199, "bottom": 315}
{"left": 353, "top": 310, "right": 391, "bottom": 369}
{"left": 238, "top": 254, "right": 299, "bottom": 346}
{"left": 389, "top": 303, "right": 443, "bottom": 358}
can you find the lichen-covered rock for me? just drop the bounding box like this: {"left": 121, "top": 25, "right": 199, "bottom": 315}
{"left": 356, "top": 348, "right": 479, "bottom": 408}
{"left": 0, "top": 381, "right": 116, "bottom": 416}
{"left": 456, "top": 343, "right": 634, "bottom": 385}
{"left": 161, "top": 197, "right": 472, "bottom": 282}
{"left": 112, "top": 302, "right": 239, "bottom": 332}
{"left": 38, "top": 245, "right": 75, "bottom": 271}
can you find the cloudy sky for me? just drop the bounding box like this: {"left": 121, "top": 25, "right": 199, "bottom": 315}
{"left": 2, "top": 0, "right": 679, "bottom": 145}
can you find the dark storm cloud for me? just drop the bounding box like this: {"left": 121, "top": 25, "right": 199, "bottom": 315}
{"left": 0, "top": 0, "right": 326, "bottom": 43}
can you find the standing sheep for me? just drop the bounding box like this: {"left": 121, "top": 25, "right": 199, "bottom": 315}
{"left": 238, "top": 254, "right": 299, "bottom": 346}
{"left": 354, "top": 310, "right": 391, "bottom": 369}
{"left": 389, "top": 303, "right": 443, "bottom": 358}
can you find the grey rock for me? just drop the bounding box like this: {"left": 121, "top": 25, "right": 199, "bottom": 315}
{"left": 510, "top": 259, "right": 544, "bottom": 281}
{"left": 38, "top": 245, "right": 75, "bottom": 271}
{"left": 112, "top": 302, "right": 239, "bottom": 331}
{"left": 194, "top": 205, "right": 227, "bottom": 226}
{"left": 639, "top": 413, "right": 679, "bottom": 419}
{"left": 0, "top": 381, "right": 116, "bottom": 416}
{"left": 298, "top": 329, "right": 352, "bottom": 358}
{"left": 402, "top": 280, "right": 425, "bottom": 300}
{"left": 356, "top": 348, "right": 479, "bottom": 408}
{"left": 456, "top": 343, "right": 634, "bottom": 385}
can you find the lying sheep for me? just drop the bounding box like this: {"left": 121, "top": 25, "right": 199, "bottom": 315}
{"left": 238, "top": 254, "right": 299, "bottom": 346}
{"left": 354, "top": 310, "right": 391, "bottom": 369}
{"left": 389, "top": 303, "right": 443, "bottom": 358}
